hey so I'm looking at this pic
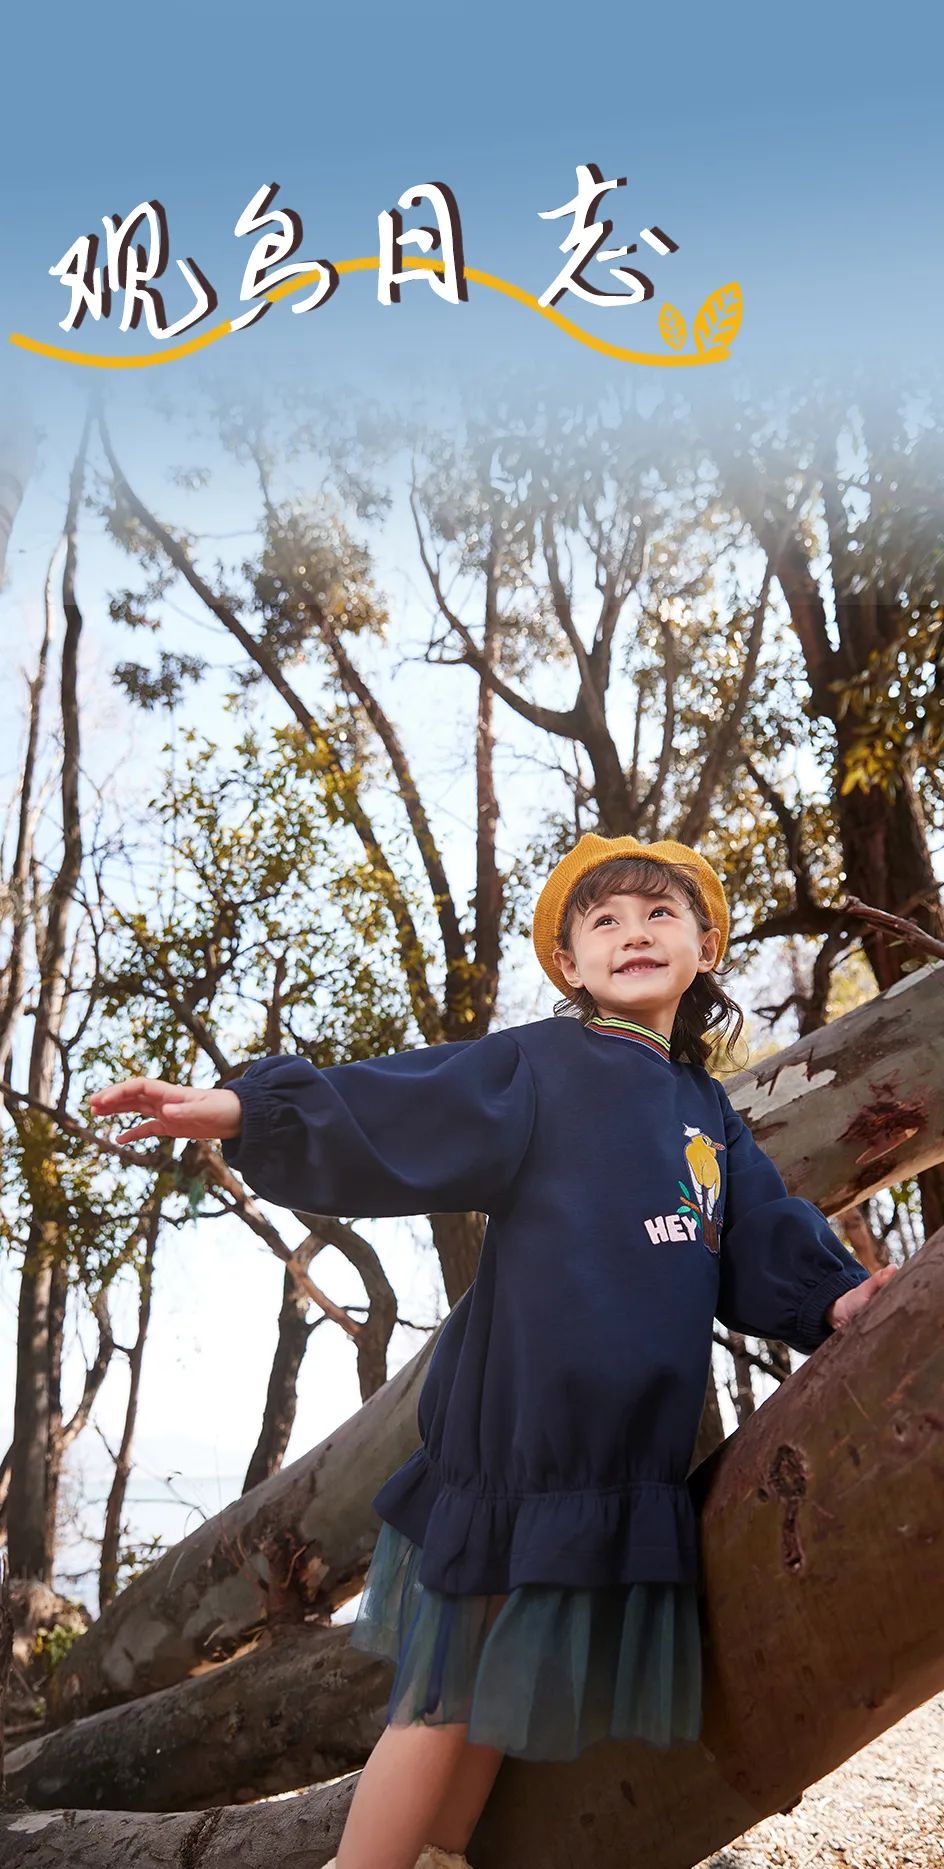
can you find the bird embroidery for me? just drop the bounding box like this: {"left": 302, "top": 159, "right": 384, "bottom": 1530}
{"left": 678, "top": 1125, "right": 726, "bottom": 1254}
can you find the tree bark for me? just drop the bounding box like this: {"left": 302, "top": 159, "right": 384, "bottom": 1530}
{"left": 0, "top": 1795, "right": 355, "bottom": 1867}
{"left": 98, "top": 1201, "right": 160, "bottom": 1610}
{"left": 5, "top": 1625, "right": 389, "bottom": 1812}
{"left": 44, "top": 961, "right": 944, "bottom": 1728}
{"left": 4, "top": 1228, "right": 940, "bottom": 1863}
{"left": 720, "top": 961, "right": 944, "bottom": 1211}
{"left": 0, "top": 537, "right": 58, "bottom": 1085}
{"left": 430, "top": 1209, "right": 485, "bottom": 1308}
{"left": 0, "top": 1554, "right": 12, "bottom": 1792}
{"left": 241, "top": 1246, "right": 317, "bottom": 1495}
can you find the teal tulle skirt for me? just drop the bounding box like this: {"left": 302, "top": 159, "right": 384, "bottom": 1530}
{"left": 347, "top": 1518, "right": 704, "bottom": 1762}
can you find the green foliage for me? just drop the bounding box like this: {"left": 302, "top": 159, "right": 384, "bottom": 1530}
{"left": 113, "top": 651, "right": 208, "bottom": 710}
{"left": 0, "top": 1105, "right": 149, "bottom": 1288}
{"left": 32, "top": 1618, "right": 84, "bottom": 1676}
{"left": 87, "top": 721, "right": 417, "bottom": 1078}
{"left": 833, "top": 605, "right": 942, "bottom": 799}
{"left": 246, "top": 500, "right": 390, "bottom": 680}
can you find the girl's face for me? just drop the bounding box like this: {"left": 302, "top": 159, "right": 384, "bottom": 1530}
{"left": 552, "top": 887, "right": 722, "bottom": 1033}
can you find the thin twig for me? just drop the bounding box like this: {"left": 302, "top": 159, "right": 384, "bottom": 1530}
{"left": 841, "top": 895, "right": 944, "bottom": 962}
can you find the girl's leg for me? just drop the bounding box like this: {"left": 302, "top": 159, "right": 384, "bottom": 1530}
{"left": 426, "top": 1735, "right": 506, "bottom": 1854}
{"left": 336, "top": 1587, "right": 510, "bottom": 1869}
{"left": 336, "top": 1719, "right": 474, "bottom": 1869}
{"left": 426, "top": 1586, "right": 509, "bottom": 1854}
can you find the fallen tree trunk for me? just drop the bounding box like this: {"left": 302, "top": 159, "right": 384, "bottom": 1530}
{"left": 721, "top": 960, "right": 944, "bottom": 1207}
{"left": 0, "top": 1794, "right": 352, "bottom": 1867}
{"left": 46, "top": 962, "right": 944, "bottom": 1731}
{"left": 6, "top": 1228, "right": 940, "bottom": 1861}
{"left": 45, "top": 1325, "right": 440, "bottom": 1727}
{"left": 5, "top": 1626, "right": 389, "bottom": 1812}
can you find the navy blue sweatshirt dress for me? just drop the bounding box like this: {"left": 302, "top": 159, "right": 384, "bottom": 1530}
{"left": 221, "top": 1010, "right": 869, "bottom": 1760}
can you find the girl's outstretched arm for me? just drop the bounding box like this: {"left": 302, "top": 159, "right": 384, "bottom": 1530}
{"left": 712, "top": 1080, "right": 874, "bottom": 1354}
{"left": 90, "top": 1033, "right": 537, "bottom": 1222}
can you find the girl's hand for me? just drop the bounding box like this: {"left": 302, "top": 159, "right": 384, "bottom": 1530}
{"left": 88, "top": 1078, "right": 243, "bottom": 1143}
{"left": 825, "top": 1262, "right": 898, "bottom": 1331}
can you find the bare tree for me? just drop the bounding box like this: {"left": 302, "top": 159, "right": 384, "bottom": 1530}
{"left": 6, "top": 417, "right": 91, "bottom": 1585}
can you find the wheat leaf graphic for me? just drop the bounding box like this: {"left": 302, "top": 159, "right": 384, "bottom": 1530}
{"left": 693, "top": 282, "right": 743, "bottom": 355}
{"left": 659, "top": 302, "right": 687, "bottom": 350}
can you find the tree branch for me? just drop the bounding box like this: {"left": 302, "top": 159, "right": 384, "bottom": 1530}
{"left": 677, "top": 562, "right": 773, "bottom": 845}
{"left": 97, "top": 414, "right": 442, "bottom": 1043}
{"left": 409, "top": 481, "right": 584, "bottom": 740}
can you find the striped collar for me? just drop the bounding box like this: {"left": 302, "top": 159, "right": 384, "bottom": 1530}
{"left": 585, "top": 1011, "right": 673, "bottom": 1060}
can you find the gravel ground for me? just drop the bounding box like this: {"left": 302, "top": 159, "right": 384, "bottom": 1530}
{"left": 695, "top": 1691, "right": 944, "bottom": 1869}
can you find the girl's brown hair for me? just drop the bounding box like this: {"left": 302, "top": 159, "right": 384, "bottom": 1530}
{"left": 553, "top": 854, "right": 746, "bottom": 1070}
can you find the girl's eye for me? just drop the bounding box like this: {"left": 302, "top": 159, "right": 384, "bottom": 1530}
{"left": 595, "top": 907, "right": 670, "bottom": 927}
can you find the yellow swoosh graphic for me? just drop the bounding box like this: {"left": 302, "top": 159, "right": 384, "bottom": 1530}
{"left": 9, "top": 256, "right": 739, "bottom": 369}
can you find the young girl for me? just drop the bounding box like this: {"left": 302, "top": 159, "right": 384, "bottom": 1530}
{"left": 89, "top": 832, "right": 894, "bottom": 1869}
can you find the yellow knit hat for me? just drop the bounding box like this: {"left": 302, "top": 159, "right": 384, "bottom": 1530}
{"left": 532, "top": 832, "right": 730, "bottom": 997}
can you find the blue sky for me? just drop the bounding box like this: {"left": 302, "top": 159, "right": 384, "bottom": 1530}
{"left": 4, "top": 0, "right": 942, "bottom": 438}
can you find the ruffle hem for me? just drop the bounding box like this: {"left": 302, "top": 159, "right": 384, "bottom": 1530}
{"left": 347, "top": 1518, "right": 704, "bottom": 1763}
{"left": 371, "top": 1445, "right": 702, "bottom": 1592}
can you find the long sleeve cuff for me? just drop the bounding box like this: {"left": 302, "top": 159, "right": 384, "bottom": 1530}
{"left": 794, "top": 1261, "right": 870, "bottom": 1352}
{"left": 221, "top": 1072, "right": 279, "bottom": 1175}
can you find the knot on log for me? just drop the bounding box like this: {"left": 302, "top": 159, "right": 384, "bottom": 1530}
{"left": 254, "top": 1531, "right": 330, "bottom": 1629}
{"left": 179, "top": 1807, "right": 224, "bottom": 1867}
{"left": 757, "top": 1443, "right": 808, "bottom": 1572}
